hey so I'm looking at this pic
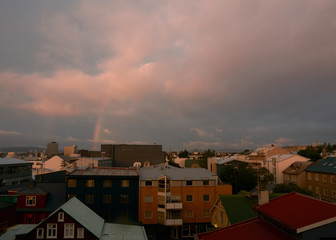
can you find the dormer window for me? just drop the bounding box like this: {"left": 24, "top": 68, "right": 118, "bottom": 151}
{"left": 58, "top": 212, "right": 64, "bottom": 222}
{"left": 26, "top": 196, "right": 36, "bottom": 206}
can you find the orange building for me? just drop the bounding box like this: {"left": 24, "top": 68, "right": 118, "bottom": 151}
{"left": 139, "top": 166, "right": 232, "bottom": 238}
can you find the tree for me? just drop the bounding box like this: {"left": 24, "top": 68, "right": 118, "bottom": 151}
{"left": 202, "top": 149, "right": 216, "bottom": 159}
{"left": 273, "top": 182, "right": 313, "bottom": 196}
{"left": 219, "top": 164, "right": 257, "bottom": 194}
{"left": 298, "top": 145, "right": 321, "bottom": 162}
{"left": 178, "top": 149, "right": 189, "bottom": 158}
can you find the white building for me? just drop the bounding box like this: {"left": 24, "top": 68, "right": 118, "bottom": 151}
{"left": 263, "top": 154, "right": 310, "bottom": 184}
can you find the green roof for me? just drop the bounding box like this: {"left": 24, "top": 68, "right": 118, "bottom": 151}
{"left": 219, "top": 195, "right": 257, "bottom": 224}
{"left": 0, "top": 195, "right": 17, "bottom": 203}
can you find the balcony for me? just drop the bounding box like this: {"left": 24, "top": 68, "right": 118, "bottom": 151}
{"left": 166, "top": 202, "right": 183, "bottom": 210}
{"left": 165, "top": 219, "right": 183, "bottom": 226}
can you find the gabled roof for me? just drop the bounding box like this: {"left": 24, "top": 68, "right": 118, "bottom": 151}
{"left": 69, "top": 167, "right": 139, "bottom": 176}
{"left": 139, "top": 166, "right": 216, "bottom": 180}
{"left": 0, "top": 224, "right": 37, "bottom": 240}
{"left": 196, "top": 218, "right": 295, "bottom": 240}
{"left": 282, "top": 161, "right": 312, "bottom": 175}
{"left": 306, "top": 157, "right": 336, "bottom": 174}
{"left": 266, "top": 154, "right": 309, "bottom": 162}
{"left": 254, "top": 192, "right": 336, "bottom": 233}
{"left": 33, "top": 197, "right": 104, "bottom": 238}
{"left": 218, "top": 195, "right": 257, "bottom": 224}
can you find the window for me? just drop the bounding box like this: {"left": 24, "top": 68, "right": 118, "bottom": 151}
{"left": 64, "top": 223, "right": 74, "bottom": 238}
{"left": 86, "top": 179, "right": 94, "bottom": 188}
{"left": 308, "top": 185, "right": 312, "bottom": 191}
{"left": 203, "top": 194, "right": 210, "bottom": 201}
{"left": 68, "top": 179, "right": 76, "bottom": 188}
{"left": 186, "top": 195, "right": 193, "bottom": 202}
{"left": 203, "top": 180, "right": 209, "bottom": 186}
{"left": 121, "top": 180, "right": 129, "bottom": 187}
{"left": 145, "top": 181, "right": 152, "bottom": 186}
{"left": 323, "top": 175, "right": 327, "bottom": 183}
{"left": 85, "top": 195, "right": 94, "bottom": 204}
{"left": 186, "top": 180, "right": 192, "bottom": 186}
{"left": 316, "top": 186, "right": 320, "bottom": 194}
{"left": 120, "top": 194, "right": 129, "bottom": 204}
{"left": 103, "top": 180, "right": 112, "bottom": 188}
{"left": 77, "top": 228, "right": 84, "bottom": 238}
{"left": 220, "top": 211, "right": 224, "bottom": 224}
{"left": 47, "top": 223, "right": 57, "bottom": 238}
{"left": 144, "top": 211, "right": 153, "bottom": 219}
{"left": 307, "top": 172, "right": 312, "bottom": 180}
{"left": 26, "top": 196, "right": 36, "bottom": 206}
{"left": 315, "top": 174, "right": 320, "bottom": 182}
{"left": 58, "top": 212, "right": 64, "bottom": 222}
{"left": 145, "top": 195, "right": 153, "bottom": 203}
{"left": 36, "top": 228, "right": 44, "bottom": 239}
{"left": 331, "top": 176, "right": 336, "bottom": 184}
{"left": 324, "top": 188, "right": 329, "bottom": 196}
{"left": 67, "top": 194, "right": 76, "bottom": 200}
{"left": 203, "top": 210, "right": 210, "bottom": 217}
{"left": 186, "top": 210, "right": 193, "bottom": 218}
{"left": 103, "top": 195, "right": 112, "bottom": 204}
{"left": 333, "top": 191, "right": 336, "bottom": 198}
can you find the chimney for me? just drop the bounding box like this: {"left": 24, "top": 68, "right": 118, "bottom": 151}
{"left": 72, "top": 162, "right": 77, "bottom": 171}
{"left": 258, "top": 190, "right": 269, "bottom": 205}
{"left": 322, "top": 147, "right": 327, "bottom": 159}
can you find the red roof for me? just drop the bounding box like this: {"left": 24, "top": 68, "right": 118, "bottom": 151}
{"left": 196, "top": 218, "right": 295, "bottom": 240}
{"left": 254, "top": 192, "right": 336, "bottom": 232}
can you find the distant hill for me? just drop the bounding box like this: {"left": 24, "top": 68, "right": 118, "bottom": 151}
{"left": 0, "top": 146, "right": 46, "bottom": 153}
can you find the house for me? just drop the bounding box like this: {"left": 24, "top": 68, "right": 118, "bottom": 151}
{"left": 0, "top": 158, "right": 33, "bottom": 194}
{"left": 43, "top": 155, "right": 74, "bottom": 173}
{"left": 139, "top": 166, "right": 232, "bottom": 239}
{"left": 66, "top": 167, "right": 139, "bottom": 223}
{"left": 283, "top": 161, "right": 312, "bottom": 188}
{"left": 263, "top": 154, "right": 310, "bottom": 184}
{"left": 248, "top": 145, "right": 290, "bottom": 163}
{"left": 0, "top": 197, "right": 148, "bottom": 240}
{"left": 305, "top": 156, "right": 336, "bottom": 201}
{"left": 196, "top": 192, "right": 336, "bottom": 240}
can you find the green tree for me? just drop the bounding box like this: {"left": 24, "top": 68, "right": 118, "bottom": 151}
{"left": 298, "top": 145, "right": 321, "bottom": 162}
{"left": 178, "top": 149, "right": 189, "bottom": 158}
{"left": 273, "top": 182, "right": 313, "bottom": 196}
{"left": 202, "top": 149, "right": 216, "bottom": 159}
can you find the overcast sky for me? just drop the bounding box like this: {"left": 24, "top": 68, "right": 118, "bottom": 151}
{"left": 0, "top": 0, "right": 336, "bottom": 152}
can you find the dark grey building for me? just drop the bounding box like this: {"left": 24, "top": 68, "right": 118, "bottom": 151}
{"left": 0, "top": 158, "right": 32, "bottom": 193}
{"left": 101, "top": 144, "right": 166, "bottom": 167}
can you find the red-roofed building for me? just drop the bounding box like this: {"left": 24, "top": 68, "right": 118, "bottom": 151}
{"left": 195, "top": 192, "right": 336, "bottom": 240}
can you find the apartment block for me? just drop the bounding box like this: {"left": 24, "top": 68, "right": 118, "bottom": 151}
{"left": 139, "top": 166, "right": 232, "bottom": 238}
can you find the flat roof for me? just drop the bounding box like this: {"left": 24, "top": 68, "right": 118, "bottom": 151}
{"left": 139, "top": 166, "right": 216, "bottom": 180}
{"left": 0, "top": 158, "right": 33, "bottom": 166}
{"left": 68, "top": 167, "right": 139, "bottom": 176}
{"left": 101, "top": 223, "right": 148, "bottom": 240}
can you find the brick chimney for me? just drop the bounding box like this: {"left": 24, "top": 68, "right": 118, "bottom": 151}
{"left": 258, "top": 190, "right": 269, "bottom": 205}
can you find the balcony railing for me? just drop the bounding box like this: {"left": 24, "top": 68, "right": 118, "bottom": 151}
{"left": 165, "top": 219, "right": 183, "bottom": 226}
{"left": 166, "top": 202, "right": 183, "bottom": 210}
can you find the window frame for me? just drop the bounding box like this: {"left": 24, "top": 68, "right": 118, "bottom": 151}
{"left": 64, "top": 223, "right": 75, "bottom": 239}
{"left": 103, "top": 179, "right": 112, "bottom": 188}
{"left": 144, "top": 195, "right": 153, "bottom": 203}
{"left": 102, "top": 194, "right": 112, "bottom": 204}
{"left": 186, "top": 180, "right": 192, "bottom": 186}
{"left": 77, "top": 228, "right": 84, "bottom": 239}
{"left": 120, "top": 194, "right": 129, "bottom": 204}
{"left": 186, "top": 195, "right": 193, "bottom": 202}
{"left": 26, "top": 196, "right": 36, "bottom": 207}
{"left": 203, "top": 194, "right": 210, "bottom": 202}
{"left": 36, "top": 228, "right": 44, "bottom": 239}
{"left": 46, "top": 223, "right": 57, "bottom": 239}
{"left": 58, "top": 212, "right": 64, "bottom": 222}
{"left": 67, "top": 179, "right": 76, "bottom": 188}
{"left": 144, "top": 211, "right": 153, "bottom": 219}
{"left": 121, "top": 180, "right": 129, "bottom": 188}
{"left": 86, "top": 179, "right": 95, "bottom": 188}
{"left": 203, "top": 180, "right": 209, "bottom": 186}
{"left": 85, "top": 194, "right": 94, "bottom": 204}
{"left": 145, "top": 181, "right": 152, "bottom": 186}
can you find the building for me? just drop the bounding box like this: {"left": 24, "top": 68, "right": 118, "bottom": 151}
{"left": 73, "top": 157, "right": 113, "bottom": 168}
{"left": 306, "top": 156, "right": 336, "bottom": 201}
{"left": 196, "top": 192, "right": 336, "bottom": 240}
{"left": 283, "top": 161, "right": 312, "bottom": 188}
{"left": 0, "top": 197, "right": 148, "bottom": 240}
{"left": 46, "top": 142, "right": 58, "bottom": 157}
{"left": 63, "top": 145, "right": 77, "bottom": 157}
{"left": 263, "top": 154, "right": 310, "bottom": 184}
{"left": 101, "top": 144, "right": 165, "bottom": 167}
{"left": 66, "top": 167, "right": 139, "bottom": 223}
{"left": 248, "top": 145, "right": 290, "bottom": 163}
{"left": 0, "top": 158, "right": 32, "bottom": 193}
{"left": 138, "top": 166, "right": 232, "bottom": 239}
{"left": 0, "top": 195, "right": 17, "bottom": 233}
{"left": 43, "top": 155, "right": 74, "bottom": 173}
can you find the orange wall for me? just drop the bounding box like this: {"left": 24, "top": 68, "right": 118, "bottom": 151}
{"left": 139, "top": 183, "right": 232, "bottom": 224}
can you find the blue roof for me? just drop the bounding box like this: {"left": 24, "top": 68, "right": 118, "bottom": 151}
{"left": 306, "top": 157, "right": 336, "bottom": 174}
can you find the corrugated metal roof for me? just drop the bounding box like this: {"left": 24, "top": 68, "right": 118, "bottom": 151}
{"left": 0, "top": 224, "right": 37, "bottom": 240}
{"left": 139, "top": 166, "right": 216, "bottom": 180}
{"left": 282, "top": 161, "right": 312, "bottom": 175}
{"left": 0, "top": 158, "right": 33, "bottom": 165}
{"left": 101, "top": 223, "right": 148, "bottom": 240}
{"left": 306, "top": 157, "right": 336, "bottom": 174}
{"left": 69, "top": 167, "right": 139, "bottom": 176}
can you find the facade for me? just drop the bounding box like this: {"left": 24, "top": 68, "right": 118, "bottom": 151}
{"left": 196, "top": 192, "right": 336, "bottom": 240}
{"left": 0, "top": 158, "right": 32, "bottom": 193}
{"left": 248, "top": 145, "right": 290, "bottom": 163}
{"left": 139, "top": 166, "right": 232, "bottom": 238}
{"left": 306, "top": 157, "right": 336, "bottom": 201}
{"left": 0, "top": 196, "right": 17, "bottom": 233}
{"left": 66, "top": 167, "right": 139, "bottom": 223}
{"left": 283, "top": 161, "right": 312, "bottom": 188}
{"left": 263, "top": 154, "right": 310, "bottom": 184}
{"left": 64, "top": 145, "right": 77, "bottom": 157}
{"left": 46, "top": 142, "right": 58, "bottom": 157}
{"left": 73, "top": 157, "right": 113, "bottom": 168}
{"left": 101, "top": 144, "right": 166, "bottom": 167}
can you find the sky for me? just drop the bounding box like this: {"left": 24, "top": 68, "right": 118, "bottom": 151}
{"left": 0, "top": 0, "right": 336, "bottom": 152}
